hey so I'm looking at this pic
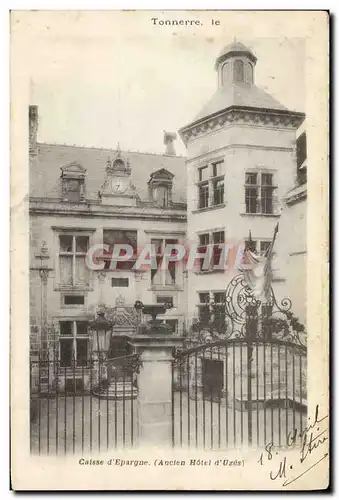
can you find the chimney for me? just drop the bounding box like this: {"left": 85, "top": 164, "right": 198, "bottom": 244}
{"left": 29, "top": 105, "right": 39, "bottom": 152}
{"left": 164, "top": 131, "right": 177, "bottom": 156}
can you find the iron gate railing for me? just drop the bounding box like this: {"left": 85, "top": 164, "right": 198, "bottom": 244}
{"left": 171, "top": 274, "right": 307, "bottom": 450}
{"left": 30, "top": 353, "right": 141, "bottom": 455}
{"left": 172, "top": 338, "right": 306, "bottom": 449}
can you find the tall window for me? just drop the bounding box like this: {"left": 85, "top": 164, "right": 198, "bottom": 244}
{"left": 198, "top": 230, "right": 225, "bottom": 271}
{"left": 59, "top": 320, "right": 89, "bottom": 366}
{"left": 153, "top": 185, "right": 169, "bottom": 207}
{"left": 212, "top": 160, "right": 224, "bottom": 206}
{"left": 197, "top": 291, "right": 226, "bottom": 329}
{"left": 103, "top": 229, "right": 137, "bottom": 270}
{"left": 197, "top": 160, "right": 224, "bottom": 209}
{"left": 212, "top": 231, "right": 225, "bottom": 266}
{"left": 65, "top": 179, "right": 81, "bottom": 202}
{"left": 198, "top": 233, "right": 210, "bottom": 271}
{"left": 213, "top": 292, "right": 226, "bottom": 330}
{"left": 198, "top": 183, "right": 209, "bottom": 209}
{"left": 248, "top": 63, "right": 254, "bottom": 84}
{"left": 222, "top": 62, "right": 230, "bottom": 84}
{"left": 245, "top": 172, "right": 275, "bottom": 214}
{"left": 198, "top": 292, "right": 210, "bottom": 323}
{"left": 234, "top": 60, "right": 244, "bottom": 82}
{"left": 150, "top": 238, "right": 178, "bottom": 286}
{"left": 59, "top": 234, "right": 89, "bottom": 287}
{"left": 296, "top": 132, "right": 307, "bottom": 185}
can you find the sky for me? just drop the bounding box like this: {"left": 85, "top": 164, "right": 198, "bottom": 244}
{"left": 20, "top": 11, "right": 306, "bottom": 156}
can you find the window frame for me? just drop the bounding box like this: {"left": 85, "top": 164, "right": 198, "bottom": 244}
{"left": 244, "top": 172, "right": 276, "bottom": 215}
{"left": 196, "top": 159, "right": 225, "bottom": 210}
{"left": 150, "top": 237, "right": 179, "bottom": 287}
{"left": 58, "top": 232, "right": 91, "bottom": 289}
{"left": 59, "top": 320, "right": 89, "bottom": 367}
{"left": 197, "top": 230, "right": 225, "bottom": 272}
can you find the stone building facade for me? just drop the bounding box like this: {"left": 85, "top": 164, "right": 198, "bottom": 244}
{"left": 179, "top": 41, "right": 305, "bottom": 329}
{"left": 29, "top": 106, "right": 187, "bottom": 363}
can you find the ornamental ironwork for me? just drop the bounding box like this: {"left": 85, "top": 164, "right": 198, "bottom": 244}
{"left": 190, "top": 273, "right": 306, "bottom": 347}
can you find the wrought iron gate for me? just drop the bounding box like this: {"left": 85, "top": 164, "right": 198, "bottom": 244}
{"left": 171, "top": 275, "right": 307, "bottom": 450}
{"left": 30, "top": 353, "right": 141, "bottom": 455}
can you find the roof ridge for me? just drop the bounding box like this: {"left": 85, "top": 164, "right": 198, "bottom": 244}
{"left": 37, "top": 142, "right": 186, "bottom": 159}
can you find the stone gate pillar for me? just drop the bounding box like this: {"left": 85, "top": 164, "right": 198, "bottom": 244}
{"left": 131, "top": 335, "right": 183, "bottom": 448}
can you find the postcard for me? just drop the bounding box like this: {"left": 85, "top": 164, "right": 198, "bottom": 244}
{"left": 10, "top": 10, "right": 329, "bottom": 490}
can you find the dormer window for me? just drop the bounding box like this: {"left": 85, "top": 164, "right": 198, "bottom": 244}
{"left": 153, "top": 185, "right": 169, "bottom": 207}
{"left": 148, "top": 168, "right": 174, "bottom": 208}
{"left": 61, "top": 162, "right": 86, "bottom": 202}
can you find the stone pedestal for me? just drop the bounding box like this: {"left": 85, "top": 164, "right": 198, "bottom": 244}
{"left": 131, "top": 335, "right": 184, "bottom": 448}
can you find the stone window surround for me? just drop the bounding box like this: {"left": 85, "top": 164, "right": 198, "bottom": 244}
{"left": 56, "top": 317, "right": 90, "bottom": 367}
{"left": 194, "top": 227, "right": 226, "bottom": 274}
{"left": 53, "top": 228, "right": 95, "bottom": 292}
{"left": 244, "top": 168, "right": 278, "bottom": 216}
{"left": 196, "top": 290, "right": 226, "bottom": 320}
{"left": 60, "top": 291, "right": 87, "bottom": 309}
{"left": 195, "top": 156, "right": 225, "bottom": 211}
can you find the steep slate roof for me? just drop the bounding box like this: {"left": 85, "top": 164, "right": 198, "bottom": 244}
{"left": 30, "top": 143, "right": 187, "bottom": 203}
{"left": 193, "top": 82, "right": 287, "bottom": 123}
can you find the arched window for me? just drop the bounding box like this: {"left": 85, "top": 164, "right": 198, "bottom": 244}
{"left": 233, "top": 60, "right": 244, "bottom": 82}
{"left": 222, "top": 62, "right": 230, "bottom": 85}
{"left": 248, "top": 63, "right": 253, "bottom": 84}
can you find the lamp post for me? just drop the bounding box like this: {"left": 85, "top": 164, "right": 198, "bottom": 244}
{"left": 89, "top": 304, "right": 114, "bottom": 360}
{"left": 89, "top": 304, "right": 114, "bottom": 394}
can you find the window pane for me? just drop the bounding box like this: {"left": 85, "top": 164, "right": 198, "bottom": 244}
{"left": 245, "top": 173, "right": 257, "bottom": 185}
{"left": 151, "top": 268, "right": 162, "bottom": 285}
{"left": 213, "top": 231, "right": 225, "bottom": 244}
{"left": 64, "top": 295, "right": 85, "bottom": 305}
{"left": 213, "top": 292, "right": 225, "bottom": 303}
{"left": 156, "top": 296, "right": 174, "bottom": 307}
{"left": 248, "top": 63, "right": 254, "bottom": 84}
{"left": 260, "top": 241, "right": 271, "bottom": 254}
{"left": 60, "top": 235, "right": 73, "bottom": 252}
{"left": 261, "top": 188, "right": 273, "bottom": 214}
{"left": 199, "top": 233, "right": 209, "bottom": 245}
{"left": 165, "top": 264, "right": 176, "bottom": 285}
{"left": 76, "top": 339, "right": 88, "bottom": 365}
{"left": 60, "top": 339, "right": 73, "bottom": 366}
{"left": 165, "top": 319, "right": 178, "bottom": 334}
{"left": 76, "top": 321, "right": 88, "bottom": 336}
{"left": 76, "top": 236, "right": 89, "bottom": 253}
{"left": 222, "top": 62, "right": 230, "bottom": 84}
{"left": 198, "top": 166, "right": 208, "bottom": 182}
{"left": 59, "top": 256, "right": 73, "bottom": 285}
{"left": 245, "top": 240, "right": 257, "bottom": 253}
{"left": 111, "top": 277, "right": 129, "bottom": 287}
{"left": 296, "top": 132, "right": 307, "bottom": 168}
{"left": 213, "top": 179, "right": 224, "bottom": 205}
{"left": 245, "top": 187, "right": 258, "bottom": 213}
{"left": 67, "top": 179, "right": 80, "bottom": 191}
{"left": 261, "top": 174, "right": 273, "bottom": 186}
{"left": 234, "top": 60, "right": 244, "bottom": 82}
{"left": 60, "top": 321, "right": 73, "bottom": 336}
{"left": 75, "top": 256, "right": 89, "bottom": 285}
{"left": 103, "top": 230, "right": 137, "bottom": 252}
{"left": 67, "top": 189, "right": 81, "bottom": 203}
{"left": 199, "top": 292, "right": 209, "bottom": 304}
{"left": 212, "top": 161, "right": 224, "bottom": 177}
{"left": 154, "top": 186, "right": 168, "bottom": 207}
{"left": 199, "top": 183, "right": 209, "bottom": 209}
{"left": 151, "top": 239, "right": 163, "bottom": 255}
